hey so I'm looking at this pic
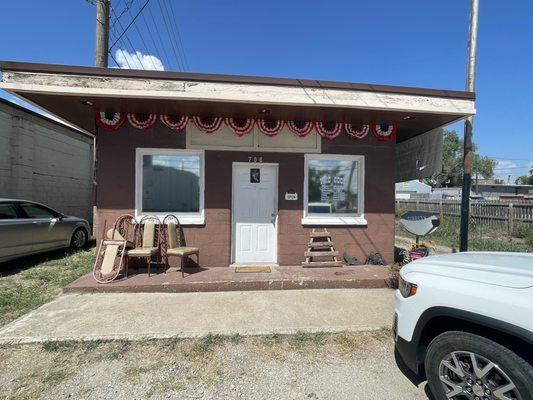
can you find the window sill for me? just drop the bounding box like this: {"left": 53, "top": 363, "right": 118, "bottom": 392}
{"left": 301, "top": 216, "right": 368, "bottom": 226}
{"left": 136, "top": 214, "right": 205, "bottom": 225}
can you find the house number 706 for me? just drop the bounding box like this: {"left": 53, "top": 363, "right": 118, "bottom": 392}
{"left": 248, "top": 156, "right": 263, "bottom": 163}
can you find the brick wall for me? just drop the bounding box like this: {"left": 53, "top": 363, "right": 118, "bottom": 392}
{"left": 96, "top": 122, "right": 395, "bottom": 267}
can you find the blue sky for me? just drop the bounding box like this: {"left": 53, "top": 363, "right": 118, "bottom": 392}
{"left": 1, "top": 0, "right": 532, "bottom": 181}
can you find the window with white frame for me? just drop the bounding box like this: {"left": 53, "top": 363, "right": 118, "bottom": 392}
{"left": 302, "top": 154, "right": 366, "bottom": 225}
{"left": 135, "top": 148, "right": 204, "bottom": 224}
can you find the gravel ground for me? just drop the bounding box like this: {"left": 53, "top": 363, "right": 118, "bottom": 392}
{"left": 0, "top": 330, "right": 430, "bottom": 400}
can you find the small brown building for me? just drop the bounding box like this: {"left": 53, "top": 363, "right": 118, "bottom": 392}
{"left": 0, "top": 62, "right": 475, "bottom": 267}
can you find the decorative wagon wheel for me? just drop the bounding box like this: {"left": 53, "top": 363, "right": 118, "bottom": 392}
{"left": 225, "top": 117, "right": 254, "bottom": 136}
{"left": 160, "top": 114, "right": 189, "bottom": 132}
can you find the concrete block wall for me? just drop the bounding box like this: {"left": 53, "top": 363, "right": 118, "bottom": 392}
{"left": 0, "top": 100, "right": 94, "bottom": 222}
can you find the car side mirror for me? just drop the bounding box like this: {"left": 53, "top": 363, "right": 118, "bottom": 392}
{"left": 57, "top": 214, "right": 65, "bottom": 221}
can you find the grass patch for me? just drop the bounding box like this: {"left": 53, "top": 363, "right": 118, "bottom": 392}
{"left": 396, "top": 215, "right": 533, "bottom": 253}
{"left": 190, "top": 333, "right": 225, "bottom": 356}
{"left": 41, "top": 369, "right": 72, "bottom": 386}
{"left": 0, "top": 248, "right": 95, "bottom": 327}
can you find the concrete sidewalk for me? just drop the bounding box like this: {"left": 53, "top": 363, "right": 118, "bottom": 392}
{"left": 0, "top": 288, "right": 394, "bottom": 344}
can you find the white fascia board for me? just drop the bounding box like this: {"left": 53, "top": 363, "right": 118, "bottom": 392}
{"left": 0, "top": 71, "right": 476, "bottom": 116}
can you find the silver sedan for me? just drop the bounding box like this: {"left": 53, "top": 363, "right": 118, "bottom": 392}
{"left": 0, "top": 199, "right": 91, "bottom": 263}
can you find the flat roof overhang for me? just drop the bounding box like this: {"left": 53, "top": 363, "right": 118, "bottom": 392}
{"left": 0, "top": 61, "right": 476, "bottom": 143}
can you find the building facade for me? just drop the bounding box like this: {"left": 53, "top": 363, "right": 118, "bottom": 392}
{"left": 0, "top": 62, "right": 476, "bottom": 268}
{"left": 0, "top": 98, "right": 94, "bottom": 221}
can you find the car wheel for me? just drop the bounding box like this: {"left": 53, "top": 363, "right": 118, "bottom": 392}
{"left": 70, "top": 228, "right": 88, "bottom": 249}
{"left": 425, "top": 331, "right": 533, "bottom": 400}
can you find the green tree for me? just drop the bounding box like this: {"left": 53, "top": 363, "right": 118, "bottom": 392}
{"left": 515, "top": 167, "right": 533, "bottom": 185}
{"left": 427, "top": 129, "right": 497, "bottom": 187}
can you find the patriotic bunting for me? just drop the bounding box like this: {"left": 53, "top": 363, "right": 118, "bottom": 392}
{"left": 345, "top": 123, "right": 370, "bottom": 140}
{"left": 315, "top": 121, "right": 342, "bottom": 139}
{"left": 160, "top": 115, "right": 189, "bottom": 132}
{"left": 95, "top": 112, "right": 125, "bottom": 131}
{"left": 225, "top": 118, "right": 254, "bottom": 136}
{"left": 370, "top": 122, "right": 397, "bottom": 142}
{"left": 287, "top": 120, "right": 314, "bottom": 137}
{"left": 257, "top": 119, "right": 284, "bottom": 136}
{"left": 127, "top": 113, "right": 157, "bottom": 130}
{"left": 193, "top": 116, "right": 223, "bottom": 133}
{"left": 95, "top": 112, "right": 400, "bottom": 142}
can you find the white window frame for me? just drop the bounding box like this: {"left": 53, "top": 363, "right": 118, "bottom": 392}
{"left": 302, "top": 154, "right": 367, "bottom": 226}
{"left": 135, "top": 148, "right": 205, "bottom": 225}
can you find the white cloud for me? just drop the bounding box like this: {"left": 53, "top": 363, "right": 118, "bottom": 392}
{"left": 494, "top": 160, "right": 532, "bottom": 183}
{"left": 114, "top": 49, "right": 165, "bottom": 71}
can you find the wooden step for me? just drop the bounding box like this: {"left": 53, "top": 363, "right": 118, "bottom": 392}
{"left": 308, "top": 241, "right": 334, "bottom": 248}
{"left": 309, "top": 231, "right": 331, "bottom": 238}
{"left": 304, "top": 251, "right": 339, "bottom": 257}
{"left": 302, "top": 261, "right": 343, "bottom": 268}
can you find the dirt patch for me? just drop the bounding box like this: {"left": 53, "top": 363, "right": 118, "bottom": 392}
{"left": 0, "top": 330, "right": 426, "bottom": 400}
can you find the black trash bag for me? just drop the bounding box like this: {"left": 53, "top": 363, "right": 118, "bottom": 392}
{"left": 343, "top": 251, "right": 360, "bottom": 266}
{"left": 365, "top": 252, "right": 385, "bottom": 265}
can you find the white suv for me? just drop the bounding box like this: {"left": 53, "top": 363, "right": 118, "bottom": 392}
{"left": 394, "top": 252, "right": 533, "bottom": 400}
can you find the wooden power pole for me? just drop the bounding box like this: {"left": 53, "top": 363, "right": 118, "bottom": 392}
{"left": 459, "top": 0, "right": 480, "bottom": 252}
{"left": 94, "top": 0, "right": 110, "bottom": 67}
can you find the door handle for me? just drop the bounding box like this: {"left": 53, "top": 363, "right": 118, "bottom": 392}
{"left": 271, "top": 213, "right": 277, "bottom": 223}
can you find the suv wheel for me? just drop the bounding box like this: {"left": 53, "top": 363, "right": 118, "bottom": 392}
{"left": 425, "top": 331, "right": 533, "bottom": 400}
{"left": 70, "top": 228, "right": 88, "bottom": 249}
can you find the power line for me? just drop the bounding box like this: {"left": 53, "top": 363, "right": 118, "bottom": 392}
{"left": 126, "top": 2, "right": 158, "bottom": 69}
{"left": 110, "top": 6, "right": 146, "bottom": 69}
{"left": 139, "top": 4, "right": 168, "bottom": 69}
{"left": 156, "top": 0, "right": 185, "bottom": 71}
{"left": 165, "top": 0, "right": 189, "bottom": 70}
{"left": 146, "top": 0, "right": 173, "bottom": 70}
{"left": 109, "top": 0, "right": 150, "bottom": 50}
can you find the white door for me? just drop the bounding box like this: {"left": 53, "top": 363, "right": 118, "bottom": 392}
{"left": 232, "top": 163, "right": 278, "bottom": 264}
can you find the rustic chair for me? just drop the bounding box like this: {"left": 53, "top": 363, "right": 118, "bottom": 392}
{"left": 126, "top": 215, "right": 161, "bottom": 276}
{"left": 162, "top": 214, "right": 200, "bottom": 277}
{"left": 93, "top": 214, "right": 136, "bottom": 284}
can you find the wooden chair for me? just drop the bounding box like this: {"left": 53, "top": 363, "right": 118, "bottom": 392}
{"left": 126, "top": 215, "right": 161, "bottom": 276}
{"left": 93, "top": 214, "right": 135, "bottom": 283}
{"left": 162, "top": 214, "right": 200, "bottom": 277}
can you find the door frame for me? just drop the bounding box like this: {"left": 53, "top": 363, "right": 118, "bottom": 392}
{"left": 231, "top": 162, "right": 279, "bottom": 265}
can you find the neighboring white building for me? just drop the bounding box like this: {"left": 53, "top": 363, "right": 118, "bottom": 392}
{"left": 395, "top": 180, "right": 432, "bottom": 199}
{"left": 0, "top": 98, "right": 94, "bottom": 221}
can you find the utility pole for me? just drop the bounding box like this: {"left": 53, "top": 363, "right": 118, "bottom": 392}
{"left": 459, "top": 0, "right": 480, "bottom": 252}
{"left": 94, "top": 0, "right": 110, "bottom": 67}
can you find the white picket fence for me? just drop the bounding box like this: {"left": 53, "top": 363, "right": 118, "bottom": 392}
{"left": 396, "top": 200, "right": 533, "bottom": 231}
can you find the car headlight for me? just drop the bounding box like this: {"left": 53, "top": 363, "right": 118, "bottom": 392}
{"left": 399, "top": 275, "right": 418, "bottom": 298}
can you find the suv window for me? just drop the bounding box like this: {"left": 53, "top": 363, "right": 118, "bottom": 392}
{"left": 19, "top": 203, "right": 57, "bottom": 219}
{"left": 0, "top": 203, "right": 19, "bottom": 219}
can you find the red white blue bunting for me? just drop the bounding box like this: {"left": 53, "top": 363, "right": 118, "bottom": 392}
{"left": 160, "top": 115, "right": 189, "bottom": 132}
{"left": 95, "top": 112, "right": 399, "bottom": 142}
{"left": 257, "top": 119, "right": 284, "bottom": 136}
{"left": 315, "top": 121, "right": 342, "bottom": 139}
{"left": 345, "top": 123, "right": 369, "bottom": 140}
{"left": 127, "top": 113, "right": 157, "bottom": 130}
{"left": 225, "top": 118, "right": 254, "bottom": 136}
{"left": 193, "top": 116, "right": 223, "bottom": 133}
{"left": 370, "top": 122, "right": 397, "bottom": 142}
{"left": 287, "top": 120, "right": 314, "bottom": 137}
{"left": 95, "top": 112, "right": 125, "bottom": 131}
